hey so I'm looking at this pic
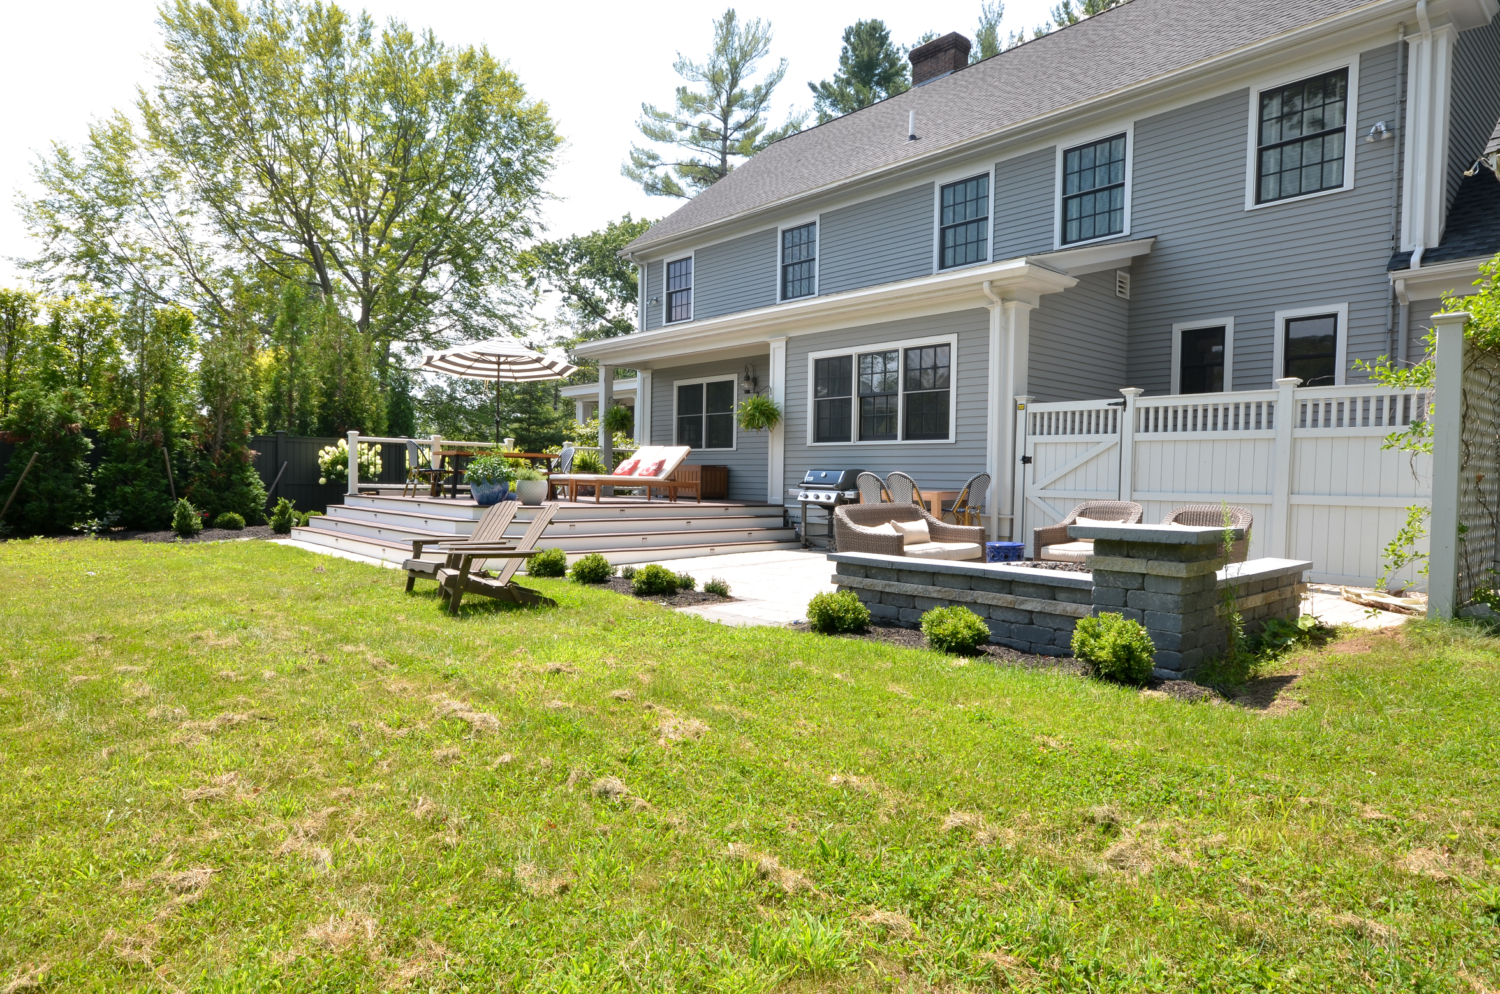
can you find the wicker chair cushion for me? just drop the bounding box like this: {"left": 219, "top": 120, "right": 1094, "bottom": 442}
{"left": 868, "top": 522, "right": 899, "bottom": 537}
{"left": 1072, "top": 516, "right": 1113, "bottom": 529}
{"left": 1039, "top": 541, "right": 1093, "bottom": 563}
{"left": 903, "top": 541, "right": 984, "bottom": 561}
{"left": 891, "top": 518, "right": 930, "bottom": 544}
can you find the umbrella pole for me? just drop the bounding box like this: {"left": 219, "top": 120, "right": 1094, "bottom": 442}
{"left": 494, "top": 372, "right": 501, "bottom": 447}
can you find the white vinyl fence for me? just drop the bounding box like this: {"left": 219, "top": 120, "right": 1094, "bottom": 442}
{"left": 1014, "top": 378, "right": 1432, "bottom": 586}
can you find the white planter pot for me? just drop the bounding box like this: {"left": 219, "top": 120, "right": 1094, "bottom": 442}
{"left": 515, "top": 478, "right": 549, "bottom": 506}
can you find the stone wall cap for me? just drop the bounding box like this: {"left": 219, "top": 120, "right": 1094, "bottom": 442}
{"left": 1070, "top": 522, "right": 1244, "bottom": 544}
{"left": 828, "top": 551, "right": 1093, "bottom": 588}
{"left": 1218, "top": 557, "right": 1314, "bottom": 584}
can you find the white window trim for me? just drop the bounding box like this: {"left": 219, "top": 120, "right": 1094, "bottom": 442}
{"left": 804, "top": 333, "right": 959, "bottom": 446}
{"left": 1170, "top": 317, "right": 1236, "bottom": 395}
{"left": 1244, "top": 53, "right": 1361, "bottom": 212}
{"left": 1272, "top": 303, "right": 1349, "bottom": 387}
{"left": 671, "top": 374, "right": 738, "bottom": 451}
{"left": 662, "top": 251, "right": 695, "bottom": 325}
{"left": 1053, "top": 123, "right": 1134, "bottom": 250}
{"left": 932, "top": 165, "right": 996, "bottom": 273}
{"left": 777, "top": 216, "right": 820, "bottom": 302}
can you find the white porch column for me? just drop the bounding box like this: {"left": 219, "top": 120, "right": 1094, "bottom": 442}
{"left": 636, "top": 370, "right": 653, "bottom": 445}
{"left": 984, "top": 300, "right": 1003, "bottom": 540}
{"left": 1427, "top": 311, "right": 1470, "bottom": 618}
{"left": 993, "top": 295, "right": 1037, "bottom": 541}
{"left": 767, "top": 338, "right": 788, "bottom": 506}
{"left": 597, "top": 365, "right": 614, "bottom": 470}
{"left": 1400, "top": 18, "right": 1458, "bottom": 254}
{"left": 346, "top": 429, "right": 360, "bottom": 496}
{"left": 573, "top": 399, "right": 585, "bottom": 424}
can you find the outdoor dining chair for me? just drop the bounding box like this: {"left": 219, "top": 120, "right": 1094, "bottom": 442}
{"left": 855, "top": 472, "right": 888, "bottom": 504}
{"left": 883, "top": 472, "right": 924, "bottom": 510}
{"left": 943, "top": 473, "right": 990, "bottom": 526}
{"left": 402, "top": 440, "right": 446, "bottom": 498}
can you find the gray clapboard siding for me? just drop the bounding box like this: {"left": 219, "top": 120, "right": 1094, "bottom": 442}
{"left": 992, "top": 146, "right": 1057, "bottom": 259}
{"left": 782, "top": 309, "right": 990, "bottom": 508}
{"left": 1448, "top": 19, "right": 1500, "bottom": 212}
{"left": 650, "top": 359, "right": 768, "bottom": 502}
{"left": 818, "top": 183, "right": 934, "bottom": 295}
{"left": 695, "top": 228, "right": 778, "bottom": 320}
{"left": 1028, "top": 269, "right": 1130, "bottom": 401}
{"left": 643, "top": 261, "right": 664, "bottom": 331}
{"left": 1126, "top": 43, "right": 1401, "bottom": 394}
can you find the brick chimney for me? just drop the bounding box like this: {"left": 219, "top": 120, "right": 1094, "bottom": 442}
{"left": 909, "top": 32, "right": 972, "bottom": 86}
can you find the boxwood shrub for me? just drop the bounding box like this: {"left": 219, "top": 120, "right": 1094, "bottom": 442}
{"left": 527, "top": 547, "right": 569, "bottom": 578}
{"left": 631, "top": 563, "right": 679, "bottom": 596}
{"left": 921, "top": 605, "right": 990, "bottom": 654}
{"left": 569, "top": 553, "right": 615, "bottom": 584}
{"left": 806, "top": 590, "right": 870, "bottom": 634}
{"left": 1072, "top": 612, "right": 1156, "bottom": 685}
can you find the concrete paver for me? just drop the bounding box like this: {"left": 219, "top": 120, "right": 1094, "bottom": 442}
{"left": 644, "top": 548, "right": 836, "bottom": 626}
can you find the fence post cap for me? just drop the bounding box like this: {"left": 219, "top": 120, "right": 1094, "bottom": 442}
{"left": 1118, "top": 387, "right": 1145, "bottom": 397}
{"left": 1431, "top": 311, "right": 1471, "bottom": 326}
{"left": 1275, "top": 377, "right": 1302, "bottom": 388}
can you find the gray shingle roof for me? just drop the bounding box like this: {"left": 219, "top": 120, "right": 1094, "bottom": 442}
{"left": 627, "top": 0, "right": 1377, "bottom": 253}
{"left": 1486, "top": 114, "right": 1500, "bottom": 156}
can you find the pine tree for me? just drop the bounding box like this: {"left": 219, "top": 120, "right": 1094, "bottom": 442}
{"left": 624, "top": 9, "right": 806, "bottom": 198}
{"left": 808, "top": 20, "right": 909, "bottom": 124}
{"left": 503, "top": 381, "right": 571, "bottom": 454}
{"left": 971, "top": 2, "right": 1005, "bottom": 62}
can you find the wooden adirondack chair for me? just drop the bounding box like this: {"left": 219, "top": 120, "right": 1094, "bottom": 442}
{"left": 403, "top": 499, "right": 519, "bottom": 593}
{"left": 433, "top": 503, "right": 561, "bottom": 613}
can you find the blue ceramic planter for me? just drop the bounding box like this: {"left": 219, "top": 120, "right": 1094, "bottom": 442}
{"left": 469, "top": 479, "right": 510, "bottom": 506}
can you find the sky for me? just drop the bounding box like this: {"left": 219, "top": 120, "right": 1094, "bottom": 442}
{"left": 0, "top": 0, "right": 1056, "bottom": 289}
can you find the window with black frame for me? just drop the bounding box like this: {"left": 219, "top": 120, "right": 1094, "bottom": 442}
{"left": 676, "top": 380, "right": 735, "bottom": 448}
{"left": 903, "top": 344, "right": 951, "bottom": 440}
{"left": 939, "top": 176, "right": 989, "bottom": 269}
{"left": 782, "top": 223, "right": 816, "bottom": 299}
{"left": 1178, "top": 326, "right": 1225, "bottom": 394}
{"left": 1283, "top": 314, "right": 1338, "bottom": 386}
{"left": 1256, "top": 69, "right": 1348, "bottom": 204}
{"left": 666, "top": 257, "right": 693, "bottom": 323}
{"left": 813, "top": 356, "right": 852, "bottom": 443}
{"left": 858, "top": 351, "right": 899, "bottom": 441}
{"left": 1062, "top": 134, "right": 1127, "bottom": 244}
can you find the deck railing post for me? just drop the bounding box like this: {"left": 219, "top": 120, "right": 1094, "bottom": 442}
{"left": 1427, "top": 311, "right": 1470, "bottom": 618}
{"left": 347, "top": 430, "right": 360, "bottom": 496}
{"left": 1269, "top": 377, "right": 1300, "bottom": 558}
{"left": 1118, "top": 388, "right": 1143, "bottom": 503}
{"left": 1013, "top": 395, "right": 1032, "bottom": 551}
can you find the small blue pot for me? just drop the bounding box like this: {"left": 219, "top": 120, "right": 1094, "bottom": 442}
{"left": 469, "top": 479, "right": 510, "bottom": 506}
{"left": 985, "top": 541, "right": 1025, "bottom": 563}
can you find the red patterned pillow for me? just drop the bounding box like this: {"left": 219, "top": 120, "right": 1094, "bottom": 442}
{"left": 637, "top": 459, "right": 666, "bottom": 477}
{"left": 613, "top": 457, "right": 640, "bottom": 476}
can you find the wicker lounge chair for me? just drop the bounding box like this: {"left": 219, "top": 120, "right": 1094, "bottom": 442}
{"left": 430, "top": 503, "right": 561, "bottom": 613}
{"left": 1032, "top": 501, "right": 1143, "bottom": 562}
{"left": 551, "top": 445, "right": 697, "bottom": 502}
{"left": 943, "top": 473, "right": 990, "bottom": 526}
{"left": 1162, "top": 504, "right": 1254, "bottom": 562}
{"left": 834, "top": 503, "right": 985, "bottom": 561}
{"left": 403, "top": 499, "right": 519, "bottom": 592}
{"left": 855, "top": 472, "right": 888, "bottom": 505}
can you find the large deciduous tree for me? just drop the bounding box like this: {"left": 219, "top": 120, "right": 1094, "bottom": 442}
{"left": 808, "top": 20, "right": 909, "bottom": 124}
{"left": 624, "top": 9, "right": 805, "bottom": 198}
{"left": 0, "top": 289, "right": 42, "bottom": 416}
{"left": 522, "top": 215, "right": 653, "bottom": 346}
{"left": 24, "top": 0, "right": 560, "bottom": 371}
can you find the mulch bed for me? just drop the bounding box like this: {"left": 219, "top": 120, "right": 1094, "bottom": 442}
{"left": 41, "top": 525, "right": 277, "bottom": 544}
{"left": 599, "top": 576, "right": 733, "bottom": 608}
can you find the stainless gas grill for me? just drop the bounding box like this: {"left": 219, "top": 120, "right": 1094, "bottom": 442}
{"left": 789, "top": 469, "right": 862, "bottom": 550}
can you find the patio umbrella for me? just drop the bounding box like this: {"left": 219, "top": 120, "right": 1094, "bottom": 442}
{"left": 421, "top": 336, "right": 578, "bottom": 445}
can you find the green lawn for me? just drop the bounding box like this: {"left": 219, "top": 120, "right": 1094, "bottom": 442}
{"left": 1, "top": 539, "right": 1497, "bottom": 993}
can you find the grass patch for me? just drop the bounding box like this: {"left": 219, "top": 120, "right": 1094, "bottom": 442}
{"left": 0, "top": 539, "right": 1498, "bottom": 991}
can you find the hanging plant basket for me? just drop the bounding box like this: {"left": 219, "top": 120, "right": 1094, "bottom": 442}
{"left": 736, "top": 395, "right": 782, "bottom": 433}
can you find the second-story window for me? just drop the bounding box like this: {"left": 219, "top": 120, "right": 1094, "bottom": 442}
{"left": 782, "top": 223, "right": 817, "bottom": 299}
{"left": 1062, "top": 134, "right": 1127, "bottom": 244}
{"left": 1256, "top": 69, "right": 1348, "bottom": 204}
{"left": 666, "top": 257, "right": 693, "bottom": 323}
{"left": 939, "top": 176, "right": 989, "bottom": 269}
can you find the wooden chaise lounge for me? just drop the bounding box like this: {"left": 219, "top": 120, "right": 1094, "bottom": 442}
{"left": 550, "top": 445, "right": 700, "bottom": 502}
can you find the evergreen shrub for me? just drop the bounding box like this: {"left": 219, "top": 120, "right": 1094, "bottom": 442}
{"left": 269, "top": 497, "right": 298, "bottom": 535}
{"left": 569, "top": 553, "right": 615, "bottom": 584}
{"left": 703, "top": 577, "right": 731, "bottom": 597}
{"left": 527, "top": 547, "right": 568, "bottom": 577}
{"left": 0, "top": 386, "right": 93, "bottom": 536}
{"left": 172, "top": 499, "right": 203, "bottom": 537}
{"left": 1072, "top": 613, "right": 1156, "bottom": 685}
{"left": 213, "top": 511, "right": 245, "bottom": 530}
{"left": 921, "top": 605, "right": 990, "bottom": 654}
{"left": 806, "top": 590, "right": 870, "bottom": 634}
{"left": 631, "top": 563, "right": 679, "bottom": 596}
{"left": 674, "top": 572, "right": 697, "bottom": 591}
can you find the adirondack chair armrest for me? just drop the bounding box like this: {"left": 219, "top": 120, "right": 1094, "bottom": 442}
{"left": 433, "top": 543, "right": 530, "bottom": 555}
{"left": 411, "top": 538, "right": 436, "bottom": 558}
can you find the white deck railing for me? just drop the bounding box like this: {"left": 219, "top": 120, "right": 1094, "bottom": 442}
{"left": 341, "top": 432, "right": 638, "bottom": 494}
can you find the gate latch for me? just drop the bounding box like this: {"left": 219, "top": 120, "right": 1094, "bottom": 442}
{"left": 1020, "top": 455, "right": 1032, "bottom": 464}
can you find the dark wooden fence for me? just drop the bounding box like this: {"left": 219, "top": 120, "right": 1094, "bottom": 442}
{"left": 0, "top": 433, "right": 411, "bottom": 515}
{"left": 251, "top": 434, "right": 411, "bottom": 514}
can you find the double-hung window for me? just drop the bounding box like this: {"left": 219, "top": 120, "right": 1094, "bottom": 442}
{"left": 939, "top": 176, "right": 989, "bottom": 269}
{"left": 666, "top": 257, "right": 693, "bottom": 323}
{"left": 811, "top": 340, "right": 953, "bottom": 443}
{"left": 676, "top": 379, "right": 735, "bottom": 449}
{"left": 1256, "top": 69, "right": 1348, "bottom": 204}
{"left": 782, "top": 223, "right": 816, "bottom": 299}
{"left": 1062, "top": 134, "right": 1127, "bottom": 244}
